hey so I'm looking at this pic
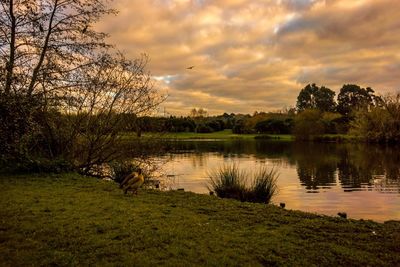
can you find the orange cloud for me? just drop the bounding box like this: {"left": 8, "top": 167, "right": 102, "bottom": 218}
{"left": 97, "top": 0, "right": 400, "bottom": 115}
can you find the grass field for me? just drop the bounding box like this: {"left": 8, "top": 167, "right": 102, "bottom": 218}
{"left": 123, "top": 130, "right": 358, "bottom": 142}
{"left": 144, "top": 129, "right": 294, "bottom": 141}
{"left": 1, "top": 173, "right": 399, "bottom": 266}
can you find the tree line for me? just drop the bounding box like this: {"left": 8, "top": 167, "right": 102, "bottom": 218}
{"left": 294, "top": 83, "right": 400, "bottom": 142}
{"left": 129, "top": 83, "right": 400, "bottom": 143}
{"left": 124, "top": 110, "right": 293, "bottom": 136}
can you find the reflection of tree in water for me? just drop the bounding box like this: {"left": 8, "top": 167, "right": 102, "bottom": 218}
{"left": 297, "top": 164, "right": 337, "bottom": 192}
{"left": 337, "top": 145, "right": 373, "bottom": 189}
{"left": 168, "top": 140, "right": 295, "bottom": 164}
{"left": 380, "top": 145, "right": 400, "bottom": 183}
{"left": 253, "top": 141, "right": 293, "bottom": 162}
{"left": 293, "top": 142, "right": 400, "bottom": 193}
{"left": 190, "top": 153, "right": 208, "bottom": 168}
{"left": 163, "top": 140, "right": 400, "bottom": 193}
{"left": 293, "top": 143, "right": 338, "bottom": 191}
{"left": 337, "top": 144, "right": 400, "bottom": 192}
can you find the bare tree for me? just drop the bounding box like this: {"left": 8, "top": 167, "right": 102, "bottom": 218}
{"left": 65, "top": 52, "right": 164, "bottom": 171}
{"left": 1, "top": 0, "right": 114, "bottom": 97}
{"left": 189, "top": 108, "right": 208, "bottom": 118}
{"left": 0, "top": 0, "right": 164, "bottom": 171}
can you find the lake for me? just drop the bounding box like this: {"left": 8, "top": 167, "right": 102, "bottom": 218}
{"left": 157, "top": 140, "right": 400, "bottom": 222}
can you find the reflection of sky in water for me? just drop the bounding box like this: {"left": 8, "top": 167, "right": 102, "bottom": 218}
{"left": 159, "top": 151, "right": 400, "bottom": 222}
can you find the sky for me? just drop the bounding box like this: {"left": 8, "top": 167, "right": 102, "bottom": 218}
{"left": 97, "top": 0, "right": 400, "bottom": 116}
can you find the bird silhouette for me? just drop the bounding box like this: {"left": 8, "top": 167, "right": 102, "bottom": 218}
{"left": 187, "top": 66, "right": 194, "bottom": 69}
{"left": 120, "top": 169, "right": 144, "bottom": 195}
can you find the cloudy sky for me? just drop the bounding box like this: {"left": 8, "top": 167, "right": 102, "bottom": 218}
{"left": 97, "top": 0, "right": 400, "bottom": 115}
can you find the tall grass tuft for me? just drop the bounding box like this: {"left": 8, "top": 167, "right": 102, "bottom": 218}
{"left": 207, "top": 164, "right": 247, "bottom": 201}
{"left": 208, "top": 164, "right": 278, "bottom": 204}
{"left": 246, "top": 166, "right": 278, "bottom": 204}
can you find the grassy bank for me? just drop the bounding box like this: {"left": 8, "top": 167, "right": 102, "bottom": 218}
{"left": 1, "top": 173, "right": 399, "bottom": 266}
{"left": 140, "top": 129, "right": 294, "bottom": 141}
{"left": 123, "top": 130, "right": 359, "bottom": 142}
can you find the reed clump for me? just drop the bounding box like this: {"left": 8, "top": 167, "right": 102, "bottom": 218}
{"left": 208, "top": 164, "right": 278, "bottom": 204}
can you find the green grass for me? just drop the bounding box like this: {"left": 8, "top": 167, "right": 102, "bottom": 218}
{"left": 143, "top": 129, "right": 293, "bottom": 141}
{"left": 1, "top": 173, "right": 399, "bottom": 266}
{"left": 121, "top": 130, "right": 361, "bottom": 142}
{"left": 121, "top": 130, "right": 361, "bottom": 143}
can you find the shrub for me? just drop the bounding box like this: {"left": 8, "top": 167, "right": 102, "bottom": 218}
{"left": 293, "top": 109, "right": 324, "bottom": 140}
{"left": 232, "top": 119, "right": 254, "bottom": 134}
{"left": 0, "top": 94, "right": 41, "bottom": 162}
{"left": 350, "top": 94, "right": 400, "bottom": 143}
{"left": 321, "top": 112, "right": 342, "bottom": 134}
{"left": 195, "top": 124, "right": 213, "bottom": 133}
{"left": 1, "top": 157, "right": 73, "bottom": 174}
{"left": 255, "top": 119, "right": 291, "bottom": 134}
{"left": 208, "top": 164, "right": 278, "bottom": 204}
{"left": 206, "top": 119, "right": 224, "bottom": 132}
{"left": 110, "top": 161, "right": 141, "bottom": 184}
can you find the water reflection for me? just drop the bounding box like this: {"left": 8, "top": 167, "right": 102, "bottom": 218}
{"left": 167, "top": 141, "right": 400, "bottom": 194}
{"left": 156, "top": 140, "right": 400, "bottom": 221}
{"left": 293, "top": 143, "right": 337, "bottom": 192}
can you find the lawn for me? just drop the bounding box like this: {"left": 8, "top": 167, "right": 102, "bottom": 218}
{"left": 0, "top": 173, "right": 399, "bottom": 266}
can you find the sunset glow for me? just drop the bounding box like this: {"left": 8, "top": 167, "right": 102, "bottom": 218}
{"left": 97, "top": 0, "right": 400, "bottom": 115}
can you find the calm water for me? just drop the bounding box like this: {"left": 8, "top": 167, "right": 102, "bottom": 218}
{"left": 158, "top": 140, "right": 400, "bottom": 222}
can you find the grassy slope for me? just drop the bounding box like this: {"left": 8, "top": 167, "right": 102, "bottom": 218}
{"left": 1, "top": 174, "right": 399, "bottom": 266}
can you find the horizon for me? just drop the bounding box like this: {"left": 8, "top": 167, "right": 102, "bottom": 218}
{"left": 96, "top": 0, "right": 400, "bottom": 116}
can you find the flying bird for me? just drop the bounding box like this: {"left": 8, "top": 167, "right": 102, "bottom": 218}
{"left": 82, "top": 25, "right": 88, "bottom": 33}
{"left": 187, "top": 66, "right": 195, "bottom": 70}
{"left": 120, "top": 169, "right": 144, "bottom": 195}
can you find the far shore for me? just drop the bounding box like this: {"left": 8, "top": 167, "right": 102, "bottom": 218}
{"left": 123, "top": 129, "right": 361, "bottom": 142}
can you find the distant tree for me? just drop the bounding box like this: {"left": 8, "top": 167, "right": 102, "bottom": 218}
{"left": 165, "top": 117, "right": 196, "bottom": 132}
{"left": 137, "top": 116, "right": 167, "bottom": 133}
{"left": 206, "top": 119, "right": 224, "bottom": 132}
{"left": 232, "top": 119, "right": 246, "bottom": 134}
{"left": 321, "top": 112, "right": 342, "bottom": 134}
{"left": 245, "top": 112, "right": 270, "bottom": 131}
{"left": 218, "top": 113, "right": 235, "bottom": 129}
{"left": 351, "top": 94, "right": 400, "bottom": 142}
{"left": 337, "top": 84, "right": 380, "bottom": 117}
{"left": 280, "top": 106, "right": 297, "bottom": 116}
{"left": 296, "top": 84, "right": 336, "bottom": 112}
{"left": 255, "top": 119, "right": 292, "bottom": 134}
{"left": 316, "top": 87, "right": 337, "bottom": 112}
{"left": 293, "top": 109, "right": 325, "bottom": 140}
{"left": 195, "top": 124, "right": 213, "bottom": 133}
{"left": 190, "top": 108, "right": 208, "bottom": 118}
